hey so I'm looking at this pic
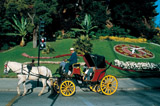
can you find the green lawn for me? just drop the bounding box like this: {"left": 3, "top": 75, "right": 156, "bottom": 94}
{"left": 0, "top": 39, "right": 160, "bottom": 78}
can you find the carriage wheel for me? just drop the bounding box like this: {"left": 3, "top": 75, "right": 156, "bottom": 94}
{"left": 89, "top": 84, "right": 101, "bottom": 93}
{"left": 53, "top": 80, "right": 60, "bottom": 93}
{"left": 60, "top": 80, "right": 76, "bottom": 97}
{"left": 100, "top": 75, "right": 118, "bottom": 95}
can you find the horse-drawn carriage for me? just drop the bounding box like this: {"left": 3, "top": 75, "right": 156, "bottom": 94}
{"left": 4, "top": 53, "right": 118, "bottom": 97}
{"left": 53, "top": 53, "right": 118, "bottom": 97}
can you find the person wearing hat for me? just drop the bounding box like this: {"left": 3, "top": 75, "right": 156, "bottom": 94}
{"left": 64, "top": 48, "right": 77, "bottom": 75}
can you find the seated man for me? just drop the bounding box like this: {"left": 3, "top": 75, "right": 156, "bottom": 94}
{"left": 83, "top": 67, "right": 96, "bottom": 80}
{"left": 64, "top": 48, "right": 77, "bottom": 75}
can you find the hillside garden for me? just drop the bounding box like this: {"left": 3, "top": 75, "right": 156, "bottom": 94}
{"left": 0, "top": 0, "right": 160, "bottom": 78}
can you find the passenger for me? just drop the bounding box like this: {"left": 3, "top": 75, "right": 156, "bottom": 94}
{"left": 83, "top": 67, "right": 96, "bottom": 80}
{"left": 64, "top": 48, "right": 77, "bottom": 75}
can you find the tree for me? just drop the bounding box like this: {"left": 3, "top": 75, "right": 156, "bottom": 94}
{"left": 77, "top": 0, "right": 109, "bottom": 28}
{"left": 4, "top": 0, "right": 58, "bottom": 48}
{"left": 72, "top": 14, "right": 97, "bottom": 37}
{"left": 109, "top": 0, "right": 158, "bottom": 38}
{"left": 9, "top": 15, "right": 28, "bottom": 47}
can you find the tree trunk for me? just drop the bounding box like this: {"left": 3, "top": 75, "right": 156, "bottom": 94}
{"left": 33, "top": 26, "right": 39, "bottom": 48}
{"left": 20, "top": 37, "right": 25, "bottom": 47}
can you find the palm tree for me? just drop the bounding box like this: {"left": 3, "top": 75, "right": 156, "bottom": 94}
{"left": 72, "top": 14, "right": 97, "bottom": 37}
{"left": 10, "top": 15, "right": 28, "bottom": 46}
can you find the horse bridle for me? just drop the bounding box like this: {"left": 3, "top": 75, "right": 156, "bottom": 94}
{"left": 4, "top": 62, "right": 23, "bottom": 74}
{"left": 4, "top": 62, "right": 8, "bottom": 73}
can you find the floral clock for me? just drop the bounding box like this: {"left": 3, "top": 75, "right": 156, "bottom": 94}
{"left": 114, "top": 44, "right": 154, "bottom": 59}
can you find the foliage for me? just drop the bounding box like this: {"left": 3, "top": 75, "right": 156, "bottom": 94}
{"left": 64, "top": 31, "right": 76, "bottom": 38}
{"left": 0, "top": 0, "right": 159, "bottom": 45}
{"left": 151, "top": 35, "right": 160, "bottom": 45}
{"left": 76, "top": 0, "right": 109, "bottom": 28}
{"left": 11, "top": 15, "right": 28, "bottom": 37}
{"left": 95, "top": 27, "right": 111, "bottom": 37}
{"left": 99, "top": 36, "right": 147, "bottom": 43}
{"left": 72, "top": 14, "right": 97, "bottom": 37}
{"left": 42, "top": 45, "right": 55, "bottom": 54}
{"left": 110, "top": 26, "right": 130, "bottom": 37}
{"left": 55, "top": 30, "right": 62, "bottom": 39}
{"left": 1, "top": 39, "right": 160, "bottom": 78}
{"left": 1, "top": 44, "right": 10, "bottom": 50}
{"left": 55, "top": 30, "right": 76, "bottom": 39}
{"left": 4, "top": 15, "right": 28, "bottom": 46}
{"left": 73, "top": 35, "right": 93, "bottom": 55}
{"left": 109, "top": 0, "right": 158, "bottom": 38}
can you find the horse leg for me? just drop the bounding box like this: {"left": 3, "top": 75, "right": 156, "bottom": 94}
{"left": 38, "top": 79, "right": 46, "bottom": 96}
{"left": 17, "top": 79, "right": 25, "bottom": 95}
{"left": 22, "top": 81, "right": 27, "bottom": 96}
{"left": 47, "top": 79, "right": 54, "bottom": 94}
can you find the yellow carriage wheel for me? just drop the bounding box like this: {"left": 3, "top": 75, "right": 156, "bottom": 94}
{"left": 60, "top": 80, "right": 76, "bottom": 97}
{"left": 100, "top": 75, "right": 118, "bottom": 95}
{"left": 89, "top": 84, "right": 101, "bottom": 93}
{"left": 53, "top": 80, "right": 60, "bottom": 93}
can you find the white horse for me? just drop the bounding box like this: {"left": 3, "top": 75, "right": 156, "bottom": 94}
{"left": 4, "top": 61, "right": 54, "bottom": 96}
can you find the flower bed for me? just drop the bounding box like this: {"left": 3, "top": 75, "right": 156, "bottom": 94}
{"left": 114, "top": 59, "right": 160, "bottom": 71}
{"left": 99, "top": 36, "right": 147, "bottom": 43}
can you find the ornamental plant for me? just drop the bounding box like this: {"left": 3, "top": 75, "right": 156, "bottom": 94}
{"left": 72, "top": 35, "right": 92, "bottom": 55}
{"left": 71, "top": 14, "right": 97, "bottom": 37}
{"left": 99, "top": 36, "right": 147, "bottom": 43}
{"left": 8, "top": 15, "right": 28, "bottom": 47}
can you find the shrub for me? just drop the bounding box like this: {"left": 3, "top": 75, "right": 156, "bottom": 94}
{"left": 65, "top": 31, "right": 76, "bottom": 38}
{"left": 55, "top": 30, "right": 76, "bottom": 39}
{"left": 95, "top": 28, "right": 112, "bottom": 37}
{"left": 110, "top": 26, "right": 130, "bottom": 36}
{"left": 73, "top": 35, "right": 93, "bottom": 55}
{"left": 151, "top": 36, "right": 160, "bottom": 45}
{"left": 1, "top": 43, "right": 9, "bottom": 50}
{"left": 41, "top": 45, "right": 55, "bottom": 54}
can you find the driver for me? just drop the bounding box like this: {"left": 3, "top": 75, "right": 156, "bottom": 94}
{"left": 64, "top": 48, "right": 77, "bottom": 75}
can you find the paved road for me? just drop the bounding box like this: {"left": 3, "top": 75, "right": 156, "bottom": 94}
{"left": 1, "top": 89, "right": 160, "bottom": 106}
{"left": 1, "top": 78, "right": 160, "bottom": 92}
{"left": 1, "top": 78, "right": 160, "bottom": 106}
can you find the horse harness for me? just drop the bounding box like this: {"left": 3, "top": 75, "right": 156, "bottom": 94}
{"left": 5, "top": 62, "right": 49, "bottom": 79}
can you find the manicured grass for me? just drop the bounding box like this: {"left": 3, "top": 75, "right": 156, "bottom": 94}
{"left": 0, "top": 39, "right": 160, "bottom": 78}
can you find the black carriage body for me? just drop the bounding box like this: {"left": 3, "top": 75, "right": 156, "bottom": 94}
{"left": 84, "top": 53, "right": 106, "bottom": 68}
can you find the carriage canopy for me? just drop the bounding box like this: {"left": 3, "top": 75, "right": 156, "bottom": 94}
{"left": 83, "top": 53, "right": 106, "bottom": 68}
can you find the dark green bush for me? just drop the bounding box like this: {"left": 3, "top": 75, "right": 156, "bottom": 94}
{"left": 1, "top": 43, "right": 9, "bottom": 50}
{"left": 151, "top": 36, "right": 160, "bottom": 45}
{"left": 73, "top": 35, "right": 93, "bottom": 55}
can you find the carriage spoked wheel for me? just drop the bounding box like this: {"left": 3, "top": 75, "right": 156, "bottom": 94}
{"left": 60, "top": 80, "right": 76, "bottom": 97}
{"left": 53, "top": 80, "right": 60, "bottom": 93}
{"left": 89, "top": 84, "right": 101, "bottom": 93}
{"left": 100, "top": 75, "right": 118, "bottom": 95}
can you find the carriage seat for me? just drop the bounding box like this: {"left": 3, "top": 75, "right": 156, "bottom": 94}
{"left": 70, "top": 63, "right": 81, "bottom": 77}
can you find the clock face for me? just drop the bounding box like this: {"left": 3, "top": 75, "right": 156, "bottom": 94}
{"left": 114, "top": 44, "right": 154, "bottom": 59}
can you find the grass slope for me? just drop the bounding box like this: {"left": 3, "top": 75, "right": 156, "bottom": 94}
{"left": 0, "top": 39, "right": 160, "bottom": 78}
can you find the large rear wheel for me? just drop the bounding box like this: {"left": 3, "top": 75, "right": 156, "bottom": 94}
{"left": 100, "top": 75, "right": 118, "bottom": 95}
{"left": 60, "top": 80, "right": 76, "bottom": 97}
